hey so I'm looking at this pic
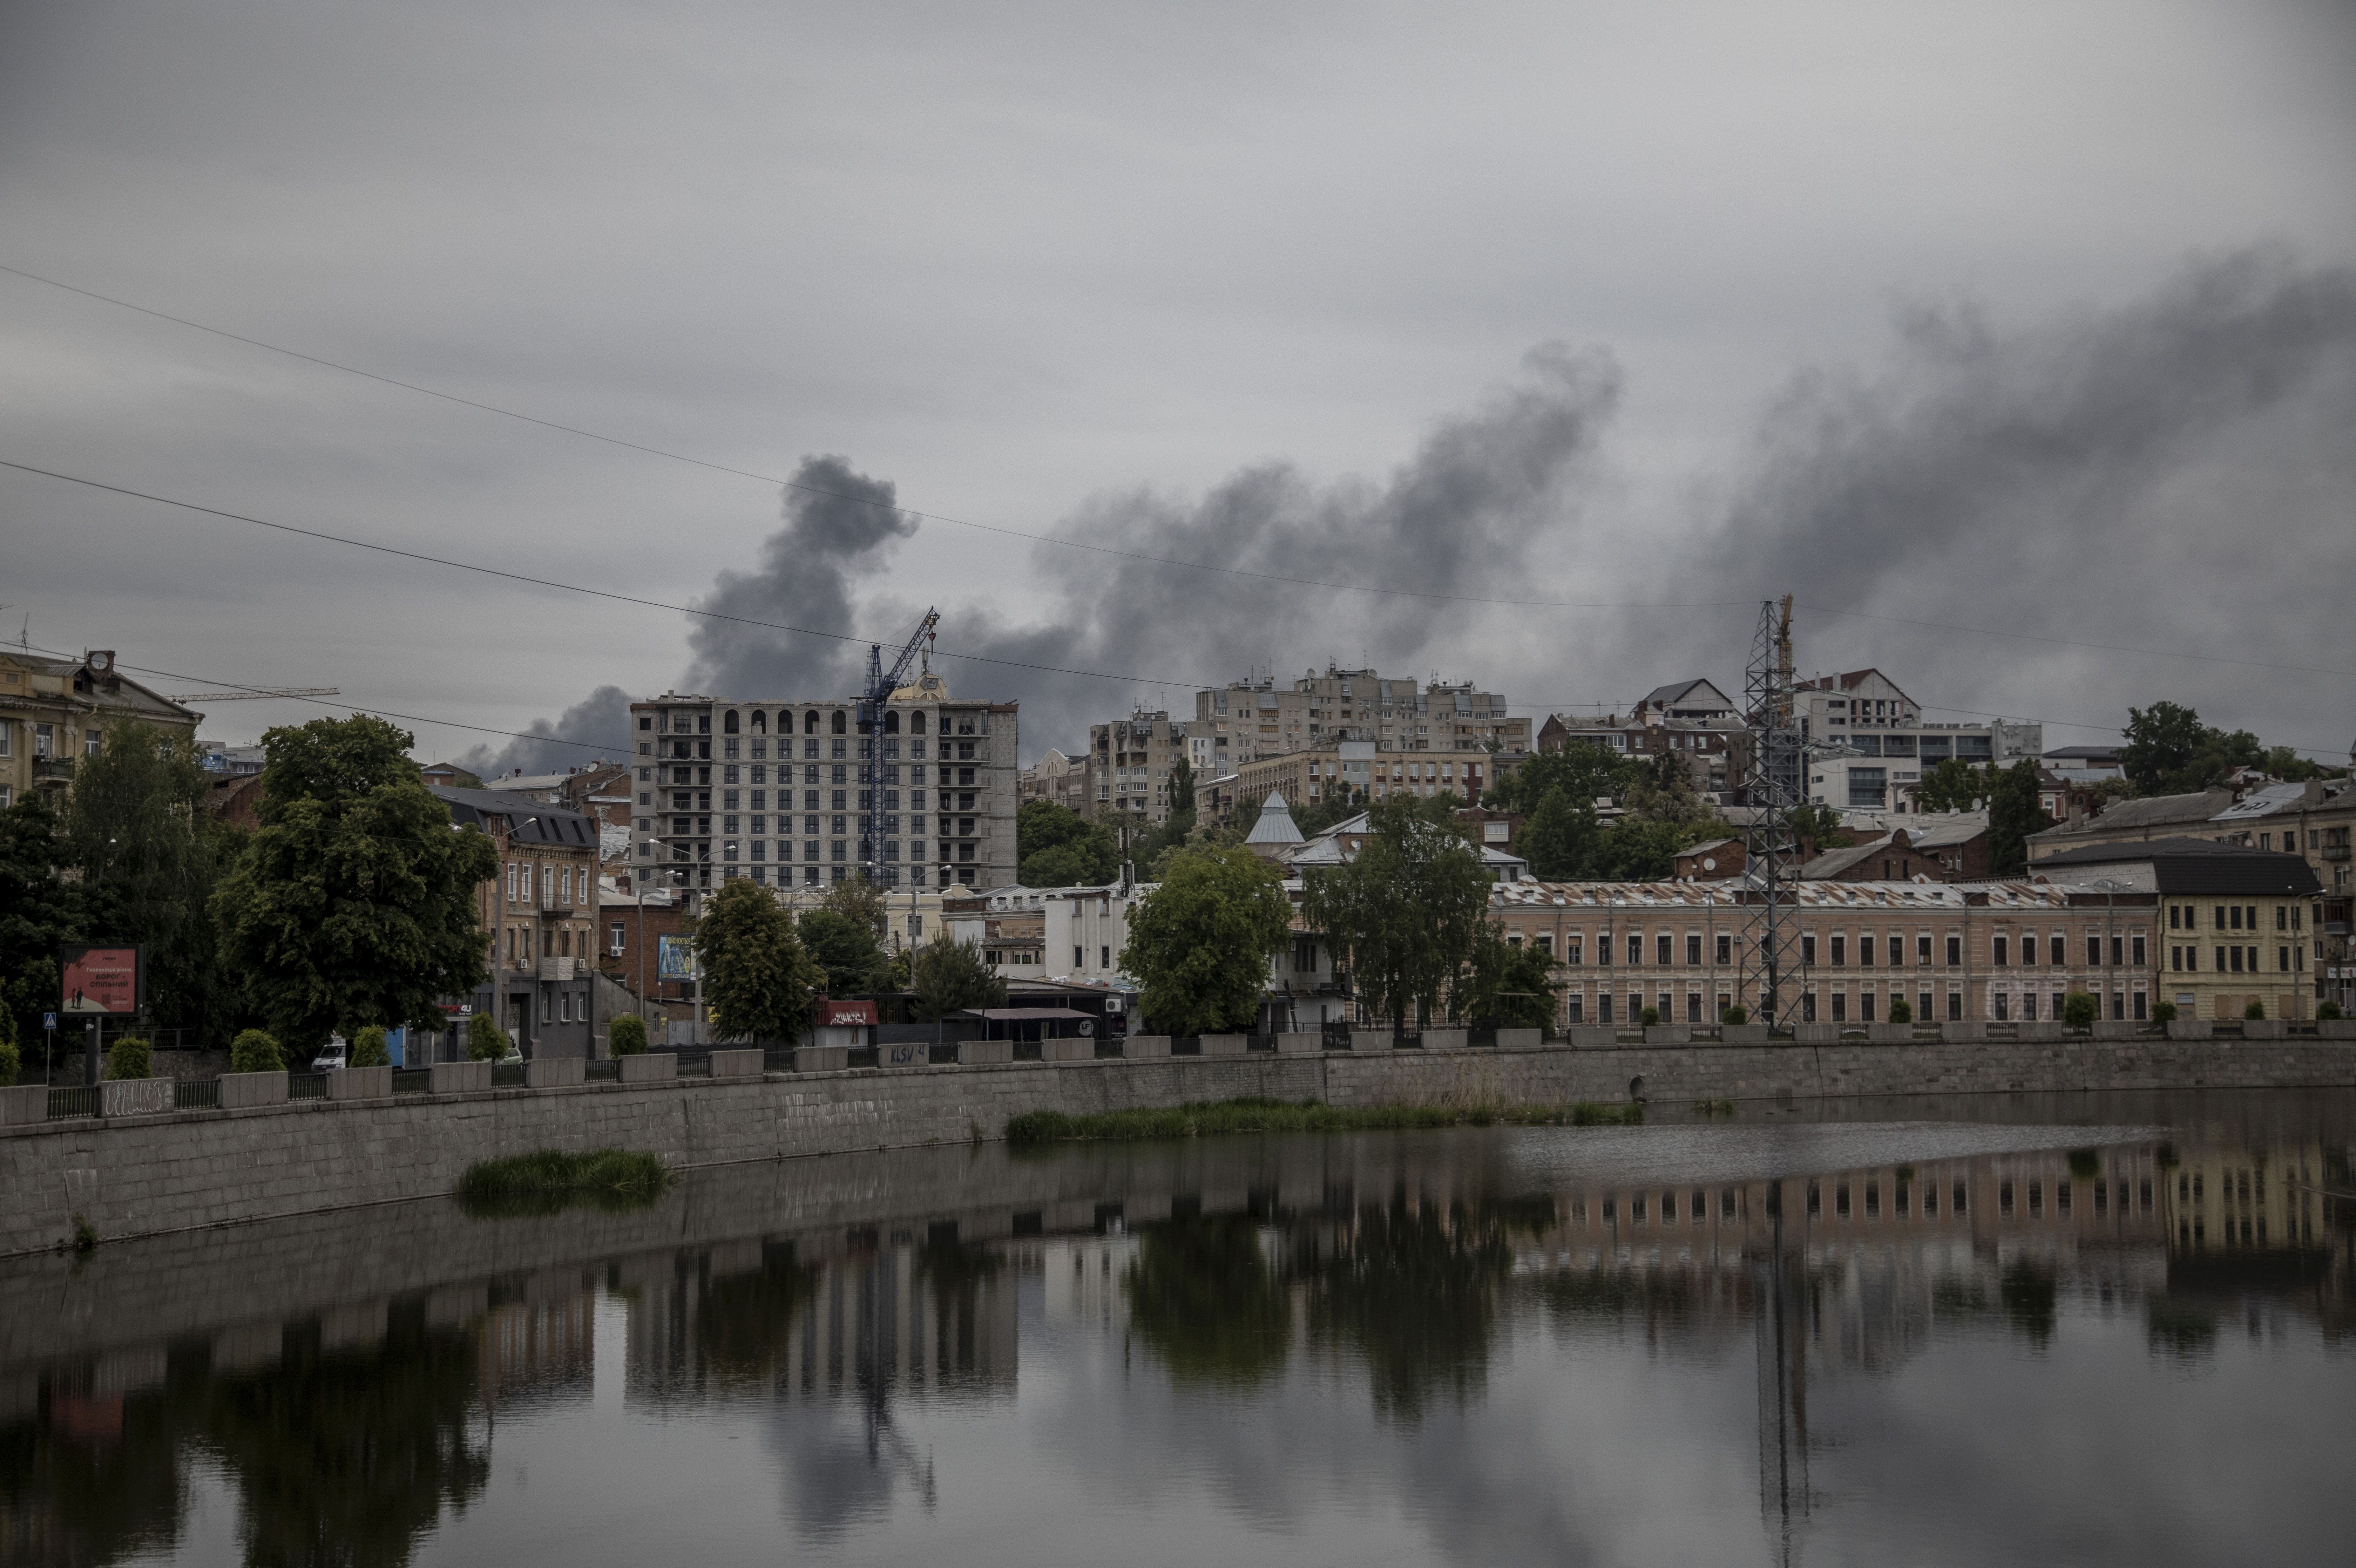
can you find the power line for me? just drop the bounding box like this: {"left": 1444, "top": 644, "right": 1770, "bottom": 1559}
{"left": 0, "top": 458, "right": 1222, "bottom": 691}
{"left": 7, "top": 260, "right": 2347, "bottom": 681}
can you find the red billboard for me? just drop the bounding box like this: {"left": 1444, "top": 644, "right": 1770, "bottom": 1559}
{"left": 61, "top": 946, "right": 143, "bottom": 1015}
{"left": 815, "top": 999, "right": 878, "bottom": 1028}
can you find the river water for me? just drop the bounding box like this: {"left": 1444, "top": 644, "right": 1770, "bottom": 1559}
{"left": 2, "top": 1088, "right": 2350, "bottom": 1567}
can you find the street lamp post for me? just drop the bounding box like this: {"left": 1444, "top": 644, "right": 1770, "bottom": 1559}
{"left": 2091, "top": 877, "right": 2127, "bottom": 1023}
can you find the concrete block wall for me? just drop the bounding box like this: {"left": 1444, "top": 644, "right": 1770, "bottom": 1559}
{"left": 4, "top": 1037, "right": 2353, "bottom": 1258}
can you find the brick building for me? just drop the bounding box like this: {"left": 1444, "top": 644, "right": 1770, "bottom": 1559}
{"left": 432, "top": 786, "right": 601, "bottom": 1058}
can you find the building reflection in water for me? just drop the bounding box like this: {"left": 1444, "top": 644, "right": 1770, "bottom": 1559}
{"left": 0, "top": 1114, "right": 2349, "bottom": 1566}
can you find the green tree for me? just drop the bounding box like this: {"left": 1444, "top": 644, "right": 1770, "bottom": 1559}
{"left": 1623, "top": 751, "right": 1713, "bottom": 825}
{"left": 607, "top": 1012, "right": 649, "bottom": 1055}
{"left": 212, "top": 716, "right": 498, "bottom": 1053}
{"left": 697, "top": 878, "right": 820, "bottom": 1041}
{"left": 1517, "top": 788, "right": 1602, "bottom": 879}
{"left": 2121, "top": 701, "right": 2266, "bottom": 795}
{"left": 1484, "top": 740, "right": 1635, "bottom": 816}
{"left": 2061, "top": 991, "right": 2099, "bottom": 1031}
{"left": 908, "top": 932, "right": 1006, "bottom": 1021}
{"left": 67, "top": 720, "right": 237, "bottom": 1045}
{"left": 1167, "top": 755, "right": 1196, "bottom": 814}
{"left": 1785, "top": 802, "right": 1854, "bottom": 852}
{"left": 1887, "top": 996, "right": 1912, "bottom": 1024}
{"left": 1016, "top": 799, "right": 1119, "bottom": 886}
{"left": 466, "top": 1011, "right": 508, "bottom": 1061}
{"left": 230, "top": 1028, "right": 283, "bottom": 1073}
{"left": 1461, "top": 926, "right": 1560, "bottom": 1027}
{"left": 105, "top": 1036, "right": 151, "bottom": 1080}
{"left": 1598, "top": 816, "right": 1723, "bottom": 881}
{"left": 350, "top": 1025, "right": 390, "bottom": 1067}
{"left": 1912, "top": 759, "right": 1992, "bottom": 813}
{"left": 799, "top": 907, "right": 890, "bottom": 996}
{"left": 1985, "top": 757, "right": 2050, "bottom": 875}
{"left": 2243, "top": 997, "right": 2266, "bottom": 1021}
{"left": 818, "top": 871, "right": 888, "bottom": 937}
{"left": 1302, "top": 796, "right": 1493, "bottom": 1034}
{"left": 0, "top": 790, "right": 102, "bottom": 1066}
{"left": 1121, "top": 845, "right": 1292, "bottom": 1034}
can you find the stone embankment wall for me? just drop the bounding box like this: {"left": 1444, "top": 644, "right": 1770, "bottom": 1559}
{"left": 4, "top": 1037, "right": 2352, "bottom": 1257}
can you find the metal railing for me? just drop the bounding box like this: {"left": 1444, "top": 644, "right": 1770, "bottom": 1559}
{"left": 1245, "top": 1034, "right": 1278, "bottom": 1052}
{"left": 1170, "top": 1036, "right": 1203, "bottom": 1057}
{"left": 174, "top": 1079, "right": 222, "bottom": 1111}
{"left": 1321, "top": 1020, "right": 1354, "bottom": 1051}
{"left": 47, "top": 1085, "right": 100, "bottom": 1120}
{"left": 491, "top": 1063, "right": 528, "bottom": 1088}
{"left": 392, "top": 1069, "right": 433, "bottom": 1093}
{"left": 287, "top": 1073, "right": 329, "bottom": 1101}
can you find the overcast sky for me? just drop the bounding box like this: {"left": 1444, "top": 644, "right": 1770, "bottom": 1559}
{"left": 4, "top": 0, "right": 2352, "bottom": 771}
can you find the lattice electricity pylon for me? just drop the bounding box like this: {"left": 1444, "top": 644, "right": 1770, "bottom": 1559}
{"left": 856, "top": 608, "right": 939, "bottom": 892}
{"left": 1736, "top": 596, "right": 1804, "bottom": 1026}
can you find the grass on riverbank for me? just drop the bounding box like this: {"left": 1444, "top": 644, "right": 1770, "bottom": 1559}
{"left": 456, "top": 1149, "right": 674, "bottom": 1218}
{"left": 1004, "top": 1097, "right": 1642, "bottom": 1148}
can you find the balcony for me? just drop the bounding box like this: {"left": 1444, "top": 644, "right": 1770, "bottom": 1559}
{"left": 2321, "top": 844, "right": 2350, "bottom": 862}
{"left": 32, "top": 757, "right": 73, "bottom": 784}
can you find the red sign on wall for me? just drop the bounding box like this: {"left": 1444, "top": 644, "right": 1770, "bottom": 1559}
{"left": 60, "top": 946, "right": 143, "bottom": 1015}
{"left": 815, "top": 999, "right": 878, "bottom": 1028}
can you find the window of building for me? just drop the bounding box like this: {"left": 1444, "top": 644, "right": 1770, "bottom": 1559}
{"left": 1718, "top": 932, "right": 1733, "bottom": 964}
{"left": 1833, "top": 934, "right": 1849, "bottom": 966}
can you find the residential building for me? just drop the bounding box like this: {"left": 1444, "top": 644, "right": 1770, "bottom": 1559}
{"left": 627, "top": 682, "right": 1017, "bottom": 898}
{"left": 197, "top": 741, "right": 266, "bottom": 776}
{"left": 1085, "top": 710, "right": 1187, "bottom": 825}
{"left": 0, "top": 649, "right": 202, "bottom": 810}
{"left": 2028, "top": 837, "right": 2324, "bottom": 1020}
{"left": 1672, "top": 837, "right": 1747, "bottom": 881}
{"left": 420, "top": 761, "right": 476, "bottom": 788}
{"left": 1233, "top": 738, "right": 1500, "bottom": 813}
{"left": 768, "top": 878, "right": 961, "bottom": 955}
{"left": 1537, "top": 710, "right": 1740, "bottom": 797}
{"left": 597, "top": 877, "right": 693, "bottom": 1027}
{"left": 2202, "top": 777, "right": 2356, "bottom": 1012}
{"left": 1279, "top": 809, "right": 1531, "bottom": 884}
{"left": 2041, "top": 744, "right": 2124, "bottom": 778}
{"left": 1799, "top": 813, "right": 1990, "bottom": 883}
{"left": 1043, "top": 884, "right": 1140, "bottom": 983}
{"left": 2025, "top": 789, "right": 2238, "bottom": 856}
{"left": 1640, "top": 679, "right": 1740, "bottom": 721}
{"left": 1190, "top": 665, "right": 1526, "bottom": 774}
{"left": 1790, "top": 668, "right": 2039, "bottom": 812}
{"left": 1019, "top": 749, "right": 1084, "bottom": 811}
{"left": 433, "top": 785, "right": 601, "bottom": 1058}
{"left": 1485, "top": 878, "right": 2166, "bottom": 1029}
{"left": 943, "top": 885, "right": 1051, "bottom": 978}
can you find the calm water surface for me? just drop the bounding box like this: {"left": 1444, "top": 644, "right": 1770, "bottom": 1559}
{"left": 4, "top": 1089, "right": 2351, "bottom": 1567}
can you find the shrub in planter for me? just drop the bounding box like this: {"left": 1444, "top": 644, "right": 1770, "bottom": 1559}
{"left": 608, "top": 1014, "right": 649, "bottom": 1056}
{"left": 1887, "top": 997, "right": 1912, "bottom": 1024}
{"left": 2152, "top": 999, "right": 2179, "bottom": 1024}
{"left": 467, "top": 1012, "right": 510, "bottom": 1062}
{"left": 2060, "top": 992, "right": 2099, "bottom": 1031}
{"left": 2245, "top": 999, "right": 2266, "bottom": 1021}
{"left": 350, "top": 1025, "right": 391, "bottom": 1067}
{"left": 2319, "top": 1001, "right": 2344, "bottom": 1021}
{"left": 105, "top": 1037, "right": 152, "bottom": 1080}
{"left": 230, "top": 1029, "right": 283, "bottom": 1073}
{"left": 1639, "top": 1006, "right": 1661, "bottom": 1027}
{"left": 1720, "top": 1003, "right": 1748, "bottom": 1026}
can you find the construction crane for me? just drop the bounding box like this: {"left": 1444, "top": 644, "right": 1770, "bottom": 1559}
{"left": 1736, "top": 596, "right": 1803, "bottom": 1026}
{"left": 168, "top": 686, "right": 341, "bottom": 702}
{"left": 857, "top": 609, "right": 940, "bottom": 894}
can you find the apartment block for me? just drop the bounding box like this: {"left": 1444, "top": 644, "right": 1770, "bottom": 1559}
{"left": 1793, "top": 668, "right": 2040, "bottom": 811}
{"left": 1234, "top": 738, "right": 1498, "bottom": 812}
{"left": 626, "top": 685, "right": 1017, "bottom": 897}
{"left": 1086, "top": 710, "right": 1187, "bottom": 825}
{"left": 0, "top": 649, "right": 202, "bottom": 811}
{"left": 433, "top": 786, "right": 601, "bottom": 1058}
{"left": 1190, "top": 665, "right": 1527, "bottom": 774}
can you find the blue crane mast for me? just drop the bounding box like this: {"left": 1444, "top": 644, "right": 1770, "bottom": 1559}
{"left": 857, "top": 609, "right": 940, "bottom": 890}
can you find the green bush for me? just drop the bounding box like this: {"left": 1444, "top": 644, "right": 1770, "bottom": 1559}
{"left": 2152, "top": 998, "right": 2179, "bottom": 1024}
{"left": 608, "top": 1013, "right": 649, "bottom": 1056}
{"left": 1639, "top": 1005, "right": 1661, "bottom": 1027}
{"left": 456, "top": 1149, "right": 673, "bottom": 1218}
{"left": 2060, "top": 992, "right": 2099, "bottom": 1031}
{"left": 104, "top": 1037, "right": 151, "bottom": 1080}
{"left": 0, "top": 1020, "right": 18, "bottom": 1088}
{"left": 467, "top": 1012, "right": 509, "bottom": 1062}
{"left": 2244, "top": 998, "right": 2266, "bottom": 1021}
{"left": 350, "top": 1025, "right": 390, "bottom": 1067}
{"left": 1887, "top": 997, "right": 1912, "bottom": 1024}
{"left": 1720, "top": 1003, "right": 1748, "bottom": 1026}
{"left": 2320, "top": 1001, "right": 2344, "bottom": 1021}
{"left": 230, "top": 1029, "right": 283, "bottom": 1073}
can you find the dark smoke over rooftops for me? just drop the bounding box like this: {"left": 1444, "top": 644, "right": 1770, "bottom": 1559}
{"left": 463, "top": 251, "right": 2356, "bottom": 777}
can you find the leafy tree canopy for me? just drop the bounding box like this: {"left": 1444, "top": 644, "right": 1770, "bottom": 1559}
{"left": 1302, "top": 796, "right": 1493, "bottom": 1033}
{"left": 1785, "top": 802, "right": 1854, "bottom": 852}
{"left": 1462, "top": 925, "right": 1560, "bottom": 1029}
{"left": 798, "top": 907, "right": 891, "bottom": 996}
{"left": 2120, "top": 701, "right": 2264, "bottom": 796}
{"left": 908, "top": 932, "right": 1007, "bottom": 1021}
{"left": 0, "top": 790, "right": 102, "bottom": 1059}
{"left": 1911, "top": 759, "right": 1995, "bottom": 814}
{"left": 1985, "top": 756, "right": 2050, "bottom": 875}
{"left": 212, "top": 716, "right": 496, "bottom": 1051}
{"left": 697, "top": 878, "right": 820, "bottom": 1041}
{"left": 1121, "top": 844, "right": 1293, "bottom": 1034}
{"left": 1016, "top": 799, "right": 1119, "bottom": 887}
{"left": 818, "top": 870, "right": 888, "bottom": 936}
{"left": 1484, "top": 741, "right": 1636, "bottom": 816}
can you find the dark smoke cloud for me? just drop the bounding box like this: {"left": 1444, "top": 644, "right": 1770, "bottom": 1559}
{"left": 1704, "top": 250, "right": 2356, "bottom": 733}
{"left": 683, "top": 454, "right": 920, "bottom": 699}
{"left": 930, "top": 341, "right": 1624, "bottom": 753}
{"left": 452, "top": 683, "right": 635, "bottom": 780}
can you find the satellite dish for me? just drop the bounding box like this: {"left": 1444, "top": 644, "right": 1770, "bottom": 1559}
{"left": 1077, "top": 1018, "right": 1095, "bottom": 1036}
{"left": 1702, "top": 857, "right": 1717, "bottom": 872}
